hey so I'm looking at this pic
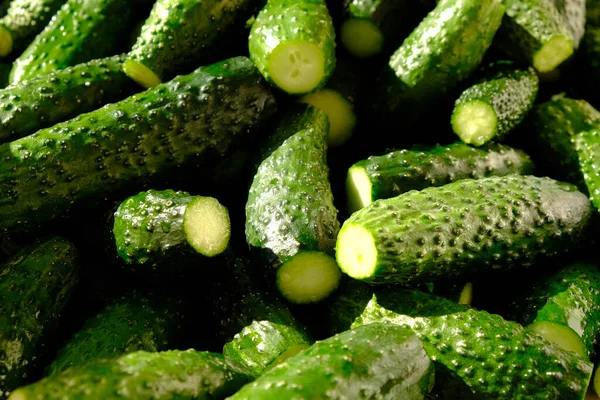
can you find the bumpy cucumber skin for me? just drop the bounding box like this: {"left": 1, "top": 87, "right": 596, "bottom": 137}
{"left": 248, "top": 0, "right": 336, "bottom": 94}
{"left": 0, "top": 0, "right": 67, "bottom": 55}
{"left": 553, "top": 0, "right": 586, "bottom": 48}
{"left": 12, "top": 350, "right": 252, "bottom": 400}
{"left": 0, "top": 55, "right": 139, "bottom": 143}
{"left": 230, "top": 323, "right": 435, "bottom": 400}
{"left": 45, "top": 293, "right": 182, "bottom": 376}
{"left": 0, "top": 237, "right": 79, "bottom": 399}
{"left": 351, "top": 142, "right": 534, "bottom": 204}
{"left": 338, "top": 175, "right": 592, "bottom": 284}
{"left": 129, "top": 0, "right": 260, "bottom": 82}
{"left": 9, "top": 0, "right": 132, "bottom": 84}
{"left": 0, "top": 56, "right": 276, "bottom": 233}
{"left": 575, "top": 129, "right": 600, "bottom": 209}
{"left": 245, "top": 104, "right": 339, "bottom": 263}
{"left": 453, "top": 61, "right": 539, "bottom": 141}
{"left": 350, "top": 288, "right": 593, "bottom": 400}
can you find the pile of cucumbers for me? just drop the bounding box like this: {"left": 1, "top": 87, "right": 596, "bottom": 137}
{"left": 1, "top": 0, "right": 600, "bottom": 398}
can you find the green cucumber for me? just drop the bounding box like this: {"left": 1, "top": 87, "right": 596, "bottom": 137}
{"left": 0, "top": 55, "right": 140, "bottom": 144}
{"left": 245, "top": 103, "right": 341, "bottom": 304}
{"left": 346, "top": 141, "right": 535, "bottom": 213}
{"left": 575, "top": 129, "right": 600, "bottom": 209}
{"left": 553, "top": 0, "right": 586, "bottom": 49}
{"left": 229, "top": 323, "right": 435, "bottom": 400}
{"left": 8, "top": 350, "right": 252, "bottom": 400}
{"left": 0, "top": 0, "right": 67, "bottom": 57}
{"left": 124, "top": 0, "right": 261, "bottom": 88}
{"left": 347, "top": 287, "right": 593, "bottom": 399}
{"left": 336, "top": 175, "right": 593, "bottom": 284}
{"left": 9, "top": 0, "right": 132, "bottom": 84}
{"left": 113, "top": 189, "right": 231, "bottom": 267}
{"left": 0, "top": 56, "right": 276, "bottom": 234}
{"left": 451, "top": 61, "right": 539, "bottom": 146}
{"left": 45, "top": 292, "right": 183, "bottom": 376}
{"left": 0, "top": 237, "right": 80, "bottom": 399}
{"left": 248, "top": 0, "right": 336, "bottom": 95}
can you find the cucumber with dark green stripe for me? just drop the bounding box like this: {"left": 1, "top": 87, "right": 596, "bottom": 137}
{"left": 0, "top": 55, "right": 140, "bottom": 144}
{"left": 248, "top": 0, "right": 336, "bottom": 95}
{"left": 230, "top": 323, "right": 435, "bottom": 400}
{"left": 451, "top": 61, "right": 539, "bottom": 146}
{"left": 0, "top": 0, "right": 67, "bottom": 58}
{"left": 346, "top": 141, "right": 535, "bottom": 213}
{"left": 0, "top": 56, "right": 276, "bottom": 234}
{"left": 0, "top": 237, "right": 80, "bottom": 399}
{"left": 124, "top": 0, "right": 261, "bottom": 88}
{"left": 9, "top": 0, "right": 132, "bottom": 84}
{"left": 9, "top": 350, "right": 252, "bottom": 400}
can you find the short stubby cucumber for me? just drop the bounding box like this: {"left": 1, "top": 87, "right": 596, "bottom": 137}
{"left": 45, "top": 292, "right": 183, "bottom": 376}
{"left": 229, "top": 323, "right": 435, "bottom": 400}
{"left": 0, "top": 56, "right": 276, "bottom": 233}
{"left": 575, "top": 129, "right": 600, "bottom": 209}
{"left": 245, "top": 103, "right": 341, "bottom": 304}
{"left": 248, "top": 0, "right": 336, "bottom": 95}
{"left": 8, "top": 350, "right": 253, "bottom": 400}
{"left": 113, "top": 189, "right": 231, "bottom": 267}
{"left": 0, "top": 55, "right": 140, "bottom": 144}
{"left": 451, "top": 61, "right": 539, "bottom": 146}
{"left": 9, "top": 0, "right": 132, "bottom": 84}
{"left": 0, "top": 0, "right": 67, "bottom": 57}
{"left": 124, "top": 0, "right": 261, "bottom": 88}
{"left": 346, "top": 141, "right": 535, "bottom": 213}
{"left": 0, "top": 237, "right": 80, "bottom": 399}
{"left": 336, "top": 175, "right": 593, "bottom": 284}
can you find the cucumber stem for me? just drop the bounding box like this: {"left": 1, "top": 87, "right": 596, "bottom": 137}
{"left": 451, "top": 100, "right": 497, "bottom": 146}
{"left": 340, "top": 19, "right": 384, "bottom": 58}
{"left": 183, "top": 196, "right": 231, "bottom": 257}
{"left": 268, "top": 40, "right": 325, "bottom": 94}
{"left": 0, "top": 25, "right": 12, "bottom": 58}
{"left": 122, "top": 59, "right": 162, "bottom": 89}
{"left": 527, "top": 321, "right": 585, "bottom": 356}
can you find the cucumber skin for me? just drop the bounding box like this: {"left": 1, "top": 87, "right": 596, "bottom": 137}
{"left": 0, "top": 0, "right": 67, "bottom": 55}
{"left": 230, "top": 323, "right": 435, "bottom": 400}
{"left": 453, "top": 62, "right": 539, "bottom": 141}
{"left": 351, "top": 142, "right": 534, "bottom": 204}
{"left": 248, "top": 0, "right": 336, "bottom": 94}
{"left": 245, "top": 103, "right": 339, "bottom": 263}
{"left": 45, "top": 293, "right": 183, "bottom": 376}
{"left": 0, "top": 56, "right": 276, "bottom": 234}
{"left": 9, "top": 0, "right": 132, "bottom": 84}
{"left": 12, "top": 350, "right": 253, "bottom": 400}
{"left": 575, "top": 129, "right": 600, "bottom": 209}
{"left": 0, "top": 237, "right": 79, "bottom": 399}
{"left": 553, "top": 0, "right": 586, "bottom": 48}
{"left": 338, "top": 175, "right": 593, "bottom": 284}
{"left": 129, "top": 0, "right": 261, "bottom": 82}
{"left": 350, "top": 288, "right": 593, "bottom": 400}
{"left": 0, "top": 55, "right": 139, "bottom": 144}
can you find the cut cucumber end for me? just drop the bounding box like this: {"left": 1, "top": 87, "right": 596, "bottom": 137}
{"left": 276, "top": 251, "right": 342, "bottom": 304}
{"left": 183, "top": 196, "right": 231, "bottom": 257}
{"left": 526, "top": 321, "right": 585, "bottom": 356}
{"left": 268, "top": 41, "right": 325, "bottom": 94}
{"left": 340, "top": 19, "right": 384, "bottom": 58}
{"left": 335, "top": 223, "right": 377, "bottom": 279}
{"left": 594, "top": 366, "right": 600, "bottom": 396}
{"left": 458, "top": 282, "right": 473, "bottom": 305}
{"left": 299, "top": 88, "right": 357, "bottom": 147}
{"left": 123, "top": 59, "right": 162, "bottom": 89}
{"left": 0, "top": 25, "right": 13, "bottom": 58}
{"left": 346, "top": 165, "right": 373, "bottom": 214}
{"left": 7, "top": 390, "right": 25, "bottom": 400}
{"left": 451, "top": 100, "right": 498, "bottom": 146}
{"left": 533, "top": 35, "right": 574, "bottom": 73}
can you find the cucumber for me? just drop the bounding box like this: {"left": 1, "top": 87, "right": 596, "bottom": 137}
{"left": 553, "top": 0, "right": 586, "bottom": 49}
{"left": 8, "top": 350, "right": 252, "bottom": 400}
{"left": 113, "top": 189, "right": 231, "bottom": 267}
{"left": 0, "top": 237, "right": 80, "bottom": 399}
{"left": 9, "top": 0, "right": 132, "bottom": 84}
{"left": 248, "top": 0, "right": 336, "bottom": 95}
{"left": 346, "top": 142, "right": 535, "bottom": 213}
{"left": 124, "top": 0, "right": 261, "bottom": 88}
{"left": 336, "top": 175, "right": 593, "bottom": 284}
{"left": 45, "top": 292, "right": 183, "bottom": 376}
{"left": 345, "top": 286, "right": 593, "bottom": 399}
{"left": 245, "top": 103, "right": 341, "bottom": 304}
{"left": 0, "top": 56, "right": 276, "bottom": 234}
{"left": 0, "top": 0, "right": 67, "bottom": 57}
{"left": 0, "top": 55, "right": 140, "bottom": 144}
{"left": 229, "top": 323, "right": 435, "bottom": 400}
{"left": 575, "top": 129, "right": 600, "bottom": 209}
{"left": 451, "top": 61, "right": 539, "bottom": 146}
